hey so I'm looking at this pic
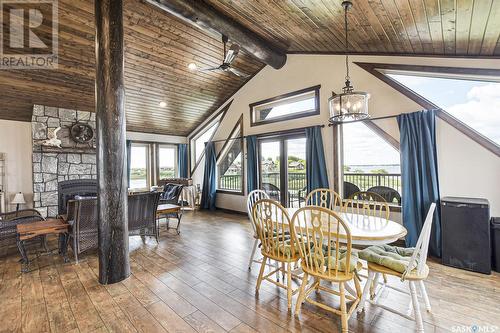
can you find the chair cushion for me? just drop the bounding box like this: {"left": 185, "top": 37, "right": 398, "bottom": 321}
{"left": 320, "top": 245, "right": 359, "bottom": 273}
{"left": 271, "top": 237, "right": 298, "bottom": 258}
{"left": 359, "top": 244, "right": 416, "bottom": 273}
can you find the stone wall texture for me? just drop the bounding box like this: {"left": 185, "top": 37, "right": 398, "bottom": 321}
{"left": 32, "top": 105, "right": 96, "bottom": 217}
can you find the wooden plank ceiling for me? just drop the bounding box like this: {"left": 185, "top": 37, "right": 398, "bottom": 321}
{"left": 1, "top": 0, "right": 499, "bottom": 135}
{"left": 205, "top": 0, "right": 500, "bottom": 56}
{"left": 0, "top": 0, "right": 263, "bottom": 135}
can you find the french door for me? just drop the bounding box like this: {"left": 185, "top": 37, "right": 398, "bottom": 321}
{"left": 258, "top": 134, "right": 307, "bottom": 208}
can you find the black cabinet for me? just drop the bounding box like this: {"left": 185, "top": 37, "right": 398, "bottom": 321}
{"left": 441, "top": 197, "right": 490, "bottom": 274}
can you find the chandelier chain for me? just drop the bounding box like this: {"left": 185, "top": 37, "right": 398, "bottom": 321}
{"left": 344, "top": 2, "right": 350, "bottom": 82}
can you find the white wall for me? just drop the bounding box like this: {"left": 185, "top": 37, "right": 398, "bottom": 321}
{"left": 0, "top": 120, "right": 33, "bottom": 211}
{"left": 126, "top": 131, "right": 187, "bottom": 144}
{"left": 191, "top": 54, "right": 500, "bottom": 217}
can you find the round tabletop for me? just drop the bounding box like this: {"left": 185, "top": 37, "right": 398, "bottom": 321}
{"left": 285, "top": 207, "right": 407, "bottom": 246}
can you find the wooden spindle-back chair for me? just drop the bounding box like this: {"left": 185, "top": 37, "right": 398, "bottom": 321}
{"left": 252, "top": 199, "right": 300, "bottom": 309}
{"left": 358, "top": 203, "right": 437, "bottom": 333}
{"left": 246, "top": 190, "right": 270, "bottom": 270}
{"left": 305, "top": 188, "right": 342, "bottom": 210}
{"left": 291, "top": 206, "right": 362, "bottom": 333}
{"left": 343, "top": 197, "right": 390, "bottom": 220}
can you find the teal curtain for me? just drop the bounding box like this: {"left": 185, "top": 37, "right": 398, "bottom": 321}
{"left": 305, "top": 126, "right": 329, "bottom": 193}
{"left": 178, "top": 144, "right": 188, "bottom": 178}
{"left": 201, "top": 142, "right": 217, "bottom": 210}
{"left": 398, "top": 110, "right": 441, "bottom": 257}
{"left": 246, "top": 135, "right": 258, "bottom": 193}
{"left": 126, "top": 140, "right": 131, "bottom": 188}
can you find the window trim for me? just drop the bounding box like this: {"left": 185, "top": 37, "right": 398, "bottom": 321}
{"left": 216, "top": 115, "right": 244, "bottom": 195}
{"left": 249, "top": 85, "right": 321, "bottom": 127}
{"left": 188, "top": 101, "right": 232, "bottom": 175}
{"left": 354, "top": 62, "right": 500, "bottom": 157}
{"left": 156, "top": 144, "right": 178, "bottom": 182}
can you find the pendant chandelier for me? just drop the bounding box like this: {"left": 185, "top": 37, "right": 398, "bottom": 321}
{"left": 328, "top": 0, "right": 370, "bottom": 124}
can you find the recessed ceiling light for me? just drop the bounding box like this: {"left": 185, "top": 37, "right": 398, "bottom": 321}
{"left": 159, "top": 101, "right": 167, "bottom": 108}
{"left": 188, "top": 63, "right": 197, "bottom": 71}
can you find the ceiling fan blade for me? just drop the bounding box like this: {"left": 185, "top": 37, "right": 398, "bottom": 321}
{"left": 224, "top": 44, "right": 240, "bottom": 64}
{"left": 228, "top": 67, "right": 249, "bottom": 78}
{"left": 199, "top": 66, "right": 221, "bottom": 72}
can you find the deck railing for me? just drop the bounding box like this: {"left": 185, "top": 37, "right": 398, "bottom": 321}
{"left": 220, "top": 172, "right": 402, "bottom": 199}
{"left": 220, "top": 172, "right": 307, "bottom": 192}
{"left": 344, "top": 173, "right": 402, "bottom": 193}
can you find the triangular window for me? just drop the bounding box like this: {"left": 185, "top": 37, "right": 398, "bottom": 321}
{"left": 385, "top": 71, "right": 500, "bottom": 147}
{"left": 217, "top": 116, "right": 243, "bottom": 193}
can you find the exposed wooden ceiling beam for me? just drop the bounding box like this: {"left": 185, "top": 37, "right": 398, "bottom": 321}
{"left": 144, "top": 0, "right": 287, "bottom": 69}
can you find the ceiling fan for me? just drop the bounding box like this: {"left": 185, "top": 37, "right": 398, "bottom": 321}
{"left": 198, "top": 36, "right": 249, "bottom": 78}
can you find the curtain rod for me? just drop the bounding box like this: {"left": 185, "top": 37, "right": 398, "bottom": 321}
{"left": 206, "top": 124, "right": 325, "bottom": 144}
{"left": 206, "top": 109, "right": 439, "bottom": 143}
{"left": 327, "top": 109, "right": 441, "bottom": 126}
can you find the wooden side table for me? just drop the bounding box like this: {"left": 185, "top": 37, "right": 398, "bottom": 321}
{"left": 16, "top": 218, "right": 70, "bottom": 272}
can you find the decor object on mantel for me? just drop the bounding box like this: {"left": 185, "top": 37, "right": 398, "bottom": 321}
{"left": 328, "top": 0, "right": 370, "bottom": 124}
{"left": 11, "top": 192, "right": 26, "bottom": 211}
{"left": 41, "top": 127, "right": 62, "bottom": 148}
{"left": 70, "top": 122, "right": 94, "bottom": 144}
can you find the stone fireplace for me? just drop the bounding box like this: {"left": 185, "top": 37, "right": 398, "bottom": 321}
{"left": 31, "top": 105, "right": 97, "bottom": 217}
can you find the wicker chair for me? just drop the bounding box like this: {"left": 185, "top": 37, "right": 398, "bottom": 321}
{"left": 0, "top": 209, "right": 45, "bottom": 249}
{"left": 343, "top": 181, "right": 360, "bottom": 200}
{"left": 367, "top": 186, "right": 402, "bottom": 205}
{"left": 261, "top": 183, "right": 281, "bottom": 201}
{"left": 66, "top": 192, "right": 161, "bottom": 262}
{"left": 128, "top": 192, "right": 161, "bottom": 240}
{"left": 65, "top": 198, "right": 98, "bottom": 263}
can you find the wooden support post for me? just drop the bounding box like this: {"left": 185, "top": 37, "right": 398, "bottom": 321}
{"left": 95, "top": 0, "right": 130, "bottom": 284}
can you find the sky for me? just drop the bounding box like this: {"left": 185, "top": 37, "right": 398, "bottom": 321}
{"left": 264, "top": 96, "right": 315, "bottom": 120}
{"left": 130, "top": 146, "right": 175, "bottom": 169}
{"left": 260, "top": 138, "right": 306, "bottom": 161}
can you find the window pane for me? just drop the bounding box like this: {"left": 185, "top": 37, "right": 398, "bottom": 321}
{"left": 252, "top": 89, "right": 317, "bottom": 124}
{"left": 194, "top": 121, "right": 219, "bottom": 162}
{"left": 343, "top": 122, "right": 401, "bottom": 204}
{"left": 389, "top": 73, "right": 500, "bottom": 145}
{"left": 260, "top": 141, "right": 281, "bottom": 201}
{"left": 159, "top": 146, "right": 176, "bottom": 179}
{"left": 217, "top": 125, "right": 242, "bottom": 192}
{"left": 287, "top": 138, "right": 306, "bottom": 208}
{"left": 130, "top": 145, "right": 148, "bottom": 189}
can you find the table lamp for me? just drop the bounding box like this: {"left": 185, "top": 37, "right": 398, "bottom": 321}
{"left": 11, "top": 192, "right": 26, "bottom": 211}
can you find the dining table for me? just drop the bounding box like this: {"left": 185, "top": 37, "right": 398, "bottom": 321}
{"left": 284, "top": 207, "right": 407, "bottom": 246}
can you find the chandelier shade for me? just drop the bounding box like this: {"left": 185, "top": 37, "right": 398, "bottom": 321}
{"left": 328, "top": 90, "right": 370, "bottom": 123}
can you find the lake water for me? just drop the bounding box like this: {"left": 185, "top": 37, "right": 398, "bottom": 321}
{"left": 345, "top": 164, "right": 401, "bottom": 174}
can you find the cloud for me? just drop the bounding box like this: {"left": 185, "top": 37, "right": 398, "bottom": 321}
{"left": 448, "top": 83, "right": 500, "bottom": 144}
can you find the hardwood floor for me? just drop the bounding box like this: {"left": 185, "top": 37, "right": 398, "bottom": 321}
{"left": 0, "top": 210, "right": 499, "bottom": 333}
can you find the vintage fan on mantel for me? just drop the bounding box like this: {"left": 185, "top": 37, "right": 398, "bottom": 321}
{"left": 188, "top": 35, "right": 249, "bottom": 78}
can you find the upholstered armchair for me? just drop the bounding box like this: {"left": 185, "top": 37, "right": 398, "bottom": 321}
{"left": 159, "top": 183, "right": 183, "bottom": 205}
